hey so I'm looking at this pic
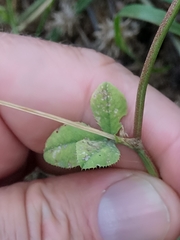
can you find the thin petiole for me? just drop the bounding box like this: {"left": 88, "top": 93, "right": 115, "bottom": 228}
{"left": 134, "top": 0, "right": 180, "bottom": 138}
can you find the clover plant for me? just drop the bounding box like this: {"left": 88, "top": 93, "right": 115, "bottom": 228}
{"left": 0, "top": 0, "right": 180, "bottom": 178}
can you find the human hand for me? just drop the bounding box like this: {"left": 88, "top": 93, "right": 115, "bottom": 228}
{"left": 0, "top": 33, "right": 180, "bottom": 240}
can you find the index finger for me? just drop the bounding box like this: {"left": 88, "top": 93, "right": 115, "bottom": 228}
{"left": 0, "top": 33, "right": 180, "bottom": 195}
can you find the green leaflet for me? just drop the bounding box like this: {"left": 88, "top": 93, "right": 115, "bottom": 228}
{"left": 44, "top": 141, "right": 78, "bottom": 168}
{"left": 90, "top": 82, "right": 127, "bottom": 134}
{"left": 76, "top": 139, "right": 120, "bottom": 169}
{"left": 43, "top": 124, "right": 105, "bottom": 168}
{"left": 43, "top": 82, "right": 128, "bottom": 170}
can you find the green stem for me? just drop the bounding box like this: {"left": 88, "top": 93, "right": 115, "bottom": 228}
{"left": 134, "top": 0, "right": 180, "bottom": 138}
{"left": 115, "top": 136, "right": 159, "bottom": 177}
{"left": 135, "top": 149, "right": 159, "bottom": 177}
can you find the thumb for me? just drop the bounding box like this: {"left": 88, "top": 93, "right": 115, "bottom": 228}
{"left": 0, "top": 169, "right": 179, "bottom": 240}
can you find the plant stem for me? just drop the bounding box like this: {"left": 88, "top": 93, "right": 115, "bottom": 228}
{"left": 115, "top": 136, "right": 159, "bottom": 177}
{"left": 134, "top": 0, "right": 180, "bottom": 138}
{"left": 135, "top": 149, "right": 159, "bottom": 177}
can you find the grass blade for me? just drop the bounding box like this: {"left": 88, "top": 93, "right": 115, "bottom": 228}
{"left": 114, "top": 15, "right": 135, "bottom": 58}
{"left": 35, "top": 1, "right": 53, "bottom": 36}
{"left": 116, "top": 4, "right": 180, "bottom": 37}
{"left": 18, "top": 0, "right": 45, "bottom": 23}
{"left": 18, "top": 0, "right": 53, "bottom": 32}
{"left": 75, "top": 0, "right": 93, "bottom": 14}
{"left": 0, "top": 5, "right": 8, "bottom": 23}
{"left": 6, "top": 0, "right": 18, "bottom": 33}
{"left": 161, "top": 0, "right": 172, "bottom": 3}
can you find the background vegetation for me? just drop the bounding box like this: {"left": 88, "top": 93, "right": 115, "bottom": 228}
{"left": 0, "top": 0, "right": 180, "bottom": 103}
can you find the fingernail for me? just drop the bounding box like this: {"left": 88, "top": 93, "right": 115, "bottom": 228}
{"left": 98, "top": 175, "right": 170, "bottom": 240}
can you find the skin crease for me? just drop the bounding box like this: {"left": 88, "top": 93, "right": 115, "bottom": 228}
{"left": 0, "top": 33, "right": 179, "bottom": 239}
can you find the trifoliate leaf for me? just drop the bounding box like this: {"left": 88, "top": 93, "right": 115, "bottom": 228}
{"left": 43, "top": 124, "right": 105, "bottom": 168}
{"left": 90, "top": 82, "right": 127, "bottom": 134}
{"left": 76, "top": 139, "right": 120, "bottom": 169}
